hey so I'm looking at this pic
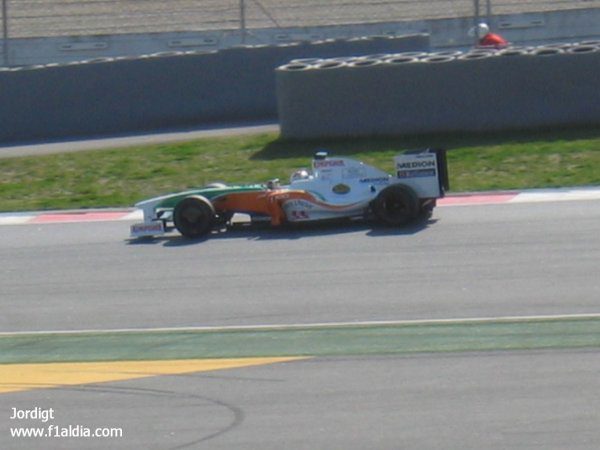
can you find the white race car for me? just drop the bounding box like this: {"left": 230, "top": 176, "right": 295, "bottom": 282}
{"left": 131, "top": 149, "right": 449, "bottom": 239}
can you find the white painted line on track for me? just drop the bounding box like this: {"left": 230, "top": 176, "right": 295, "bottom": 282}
{"left": 510, "top": 186, "right": 600, "bottom": 203}
{"left": 2, "top": 313, "right": 599, "bottom": 337}
{"left": 0, "top": 214, "right": 34, "bottom": 225}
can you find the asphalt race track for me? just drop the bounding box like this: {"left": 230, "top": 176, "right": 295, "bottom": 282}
{"left": 2, "top": 200, "right": 599, "bottom": 332}
{"left": 1, "top": 199, "right": 599, "bottom": 449}
{"left": 2, "top": 350, "right": 598, "bottom": 450}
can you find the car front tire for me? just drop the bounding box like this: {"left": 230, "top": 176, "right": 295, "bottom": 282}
{"left": 173, "top": 196, "right": 216, "bottom": 239}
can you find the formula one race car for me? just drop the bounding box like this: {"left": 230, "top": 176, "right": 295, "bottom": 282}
{"left": 130, "top": 149, "right": 449, "bottom": 239}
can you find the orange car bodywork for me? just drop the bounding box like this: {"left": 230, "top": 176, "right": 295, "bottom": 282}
{"left": 211, "top": 189, "right": 316, "bottom": 226}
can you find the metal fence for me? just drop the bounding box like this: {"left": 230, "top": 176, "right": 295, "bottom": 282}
{"left": 1, "top": 0, "right": 599, "bottom": 39}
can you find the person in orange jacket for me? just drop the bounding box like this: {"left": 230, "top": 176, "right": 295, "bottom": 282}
{"left": 469, "top": 22, "right": 509, "bottom": 49}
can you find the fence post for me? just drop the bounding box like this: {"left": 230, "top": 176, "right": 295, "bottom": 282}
{"left": 473, "top": 0, "right": 481, "bottom": 45}
{"left": 240, "top": 0, "right": 246, "bottom": 44}
{"left": 485, "top": 0, "right": 492, "bottom": 24}
{"left": 2, "top": 0, "right": 8, "bottom": 67}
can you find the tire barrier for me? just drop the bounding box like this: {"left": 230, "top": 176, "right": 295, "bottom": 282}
{"left": 530, "top": 47, "right": 564, "bottom": 56}
{"left": 278, "top": 62, "right": 314, "bottom": 72}
{"left": 539, "top": 43, "right": 574, "bottom": 50}
{"left": 417, "top": 55, "right": 457, "bottom": 63}
{"left": 315, "top": 60, "right": 348, "bottom": 70}
{"left": 277, "top": 44, "right": 600, "bottom": 139}
{"left": 498, "top": 48, "right": 529, "bottom": 57}
{"left": 289, "top": 58, "right": 323, "bottom": 65}
{"left": 78, "top": 57, "right": 116, "bottom": 64}
{"left": 7, "top": 65, "right": 47, "bottom": 71}
{"left": 428, "top": 50, "right": 463, "bottom": 58}
{"left": 348, "top": 59, "right": 383, "bottom": 68}
{"left": 330, "top": 56, "right": 361, "bottom": 63}
{"left": 389, "top": 51, "right": 428, "bottom": 59}
{"left": 567, "top": 45, "right": 600, "bottom": 54}
{"left": 360, "top": 53, "right": 391, "bottom": 60}
{"left": 457, "top": 51, "right": 495, "bottom": 60}
{"left": 0, "top": 33, "right": 429, "bottom": 144}
{"left": 385, "top": 56, "right": 419, "bottom": 65}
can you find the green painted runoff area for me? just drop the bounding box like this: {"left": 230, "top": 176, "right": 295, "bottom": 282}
{"left": 1, "top": 317, "right": 599, "bottom": 364}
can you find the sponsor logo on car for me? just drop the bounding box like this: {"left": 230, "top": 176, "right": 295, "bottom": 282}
{"left": 397, "top": 169, "right": 437, "bottom": 178}
{"left": 315, "top": 159, "right": 345, "bottom": 168}
{"left": 130, "top": 221, "right": 165, "bottom": 237}
{"left": 396, "top": 160, "right": 436, "bottom": 169}
{"left": 360, "top": 177, "right": 390, "bottom": 184}
{"left": 132, "top": 223, "right": 163, "bottom": 233}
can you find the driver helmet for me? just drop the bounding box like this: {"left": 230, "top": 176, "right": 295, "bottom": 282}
{"left": 469, "top": 22, "right": 490, "bottom": 37}
{"left": 290, "top": 169, "right": 311, "bottom": 183}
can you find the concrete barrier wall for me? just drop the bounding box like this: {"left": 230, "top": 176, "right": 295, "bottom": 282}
{"left": 277, "top": 44, "right": 600, "bottom": 139}
{"left": 3, "top": 8, "right": 600, "bottom": 67}
{"left": 0, "top": 34, "right": 428, "bottom": 144}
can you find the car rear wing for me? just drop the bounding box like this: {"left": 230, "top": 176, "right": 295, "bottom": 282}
{"left": 394, "top": 148, "right": 449, "bottom": 199}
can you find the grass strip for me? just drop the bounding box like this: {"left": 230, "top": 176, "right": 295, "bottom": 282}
{"left": 1, "top": 128, "right": 599, "bottom": 212}
{"left": 1, "top": 317, "right": 599, "bottom": 364}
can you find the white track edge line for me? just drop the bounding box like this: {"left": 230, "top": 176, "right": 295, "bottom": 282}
{"left": 1, "top": 313, "right": 599, "bottom": 337}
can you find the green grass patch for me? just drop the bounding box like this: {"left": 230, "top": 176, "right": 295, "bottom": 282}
{"left": 1, "top": 127, "right": 599, "bottom": 212}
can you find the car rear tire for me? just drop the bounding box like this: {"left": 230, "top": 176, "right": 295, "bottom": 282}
{"left": 173, "top": 196, "right": 216, "bottom": 239}
{"left": 372, "top": 184, "right": 418, "bottom": 226}
{"left": 419, "top": 200, "right": 436, "bottom": 219}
